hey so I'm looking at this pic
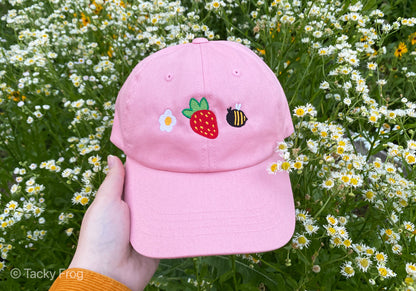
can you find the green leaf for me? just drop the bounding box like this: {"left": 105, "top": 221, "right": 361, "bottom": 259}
{"left": 199, "top": 97, "right": 209, "bottom": 110}
{"left": 189, "top": 98, "right": 200, "bottom": 111}
{"left": 219, "top": 270, "right": 233, "bottom": 284}
{"left": 182, "top": 109, "right": 194, "bottom": 119}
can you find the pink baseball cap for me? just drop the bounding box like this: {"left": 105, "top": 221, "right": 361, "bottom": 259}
{"left": 110, "top": 38, "right": 295, "bottom": 258}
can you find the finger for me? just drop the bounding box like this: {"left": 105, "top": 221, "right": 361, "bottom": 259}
{"left": 95, "top": 155, "right": 125, "bottom": 201}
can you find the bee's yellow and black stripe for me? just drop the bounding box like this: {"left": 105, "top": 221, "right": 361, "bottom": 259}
{"left": 226, "top": 107, "right": 247, "bottom": 127}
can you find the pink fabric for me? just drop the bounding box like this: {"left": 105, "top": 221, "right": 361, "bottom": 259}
{"left": 111, "top": 38, "right": 295, "bottom": 258}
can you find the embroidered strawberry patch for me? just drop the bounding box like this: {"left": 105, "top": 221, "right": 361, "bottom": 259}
{"left": 182, "top": 97, "right": 218, "bottom": 139}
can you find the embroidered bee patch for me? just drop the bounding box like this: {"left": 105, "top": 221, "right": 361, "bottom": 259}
{"left": 226, "top": 104, "right": 247, "bottom": 127}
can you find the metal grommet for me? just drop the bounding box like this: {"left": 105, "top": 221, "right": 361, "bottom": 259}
{"left": 232, "top": 69, "right": 240, "bottom": 76}
{"left": 165, "top": 73, "right": 173, "bottom": 81}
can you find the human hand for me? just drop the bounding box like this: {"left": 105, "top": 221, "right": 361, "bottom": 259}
{"left": 69, "top": 155, "right": 159, "bottom": 291}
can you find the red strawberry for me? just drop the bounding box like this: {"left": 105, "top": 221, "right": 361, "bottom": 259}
{"left": 182, "top": 97, "right": 218, "bottom": 139}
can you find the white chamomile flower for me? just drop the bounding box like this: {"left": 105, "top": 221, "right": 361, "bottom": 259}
{"left": 159, "top": 109, "right": 177, "bottom": 132}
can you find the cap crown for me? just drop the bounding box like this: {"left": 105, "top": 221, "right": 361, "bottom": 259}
{"left": 111, "top": 39, "right": 293, "bottom": 173}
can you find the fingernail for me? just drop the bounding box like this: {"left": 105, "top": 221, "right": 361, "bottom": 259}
{"left": 107, "top": 155, "right": 115, "bottom": 169}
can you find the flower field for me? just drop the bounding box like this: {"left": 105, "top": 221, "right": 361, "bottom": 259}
{"left": 1, "top": 0, "right": 416, "bottom": 290}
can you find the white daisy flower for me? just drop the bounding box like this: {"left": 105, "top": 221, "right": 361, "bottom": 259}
{"left": 159, "top": 109, "right": 177, "bottom": 132}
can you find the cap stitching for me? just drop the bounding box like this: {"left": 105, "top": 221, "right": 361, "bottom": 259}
{"left": 198, "top": 43, "right": 211, "bottom": 170}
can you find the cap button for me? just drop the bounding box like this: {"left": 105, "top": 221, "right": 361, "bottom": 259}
{"left": 192, "top": 38, "right": 209, "bottom": 44}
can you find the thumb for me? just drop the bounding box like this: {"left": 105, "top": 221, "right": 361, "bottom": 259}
{"left": 95, "top": 155, "right": 125, "bottom": 201}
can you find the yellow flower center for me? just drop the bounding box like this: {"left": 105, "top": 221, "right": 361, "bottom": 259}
{"left": 379, "top": 267, "right": 388, "bottom": 277}
{"left": 293, "top": 162, "right": 302, "bottom": 169}
{"left": 376, "top": 254, "right": 384, "bottom": 261}
{"left": 295, "top": 108, "right": 305, "bottom": 116}
{"left": 80, "top": 197, "right": 89, "bottom": 205}
{"left": 164, "top": 116, "right": 172, "bottom": 126}
{"left": 325, "top": 180, "right": 333, "bottom": 186}
{"left": 360, "top": 259, "right": 369, "bottom": 268}
{"left": 405, "top": 277, "right": 414, "bottom": 285}
{"left": 298, "top": 236, "right": 307, "bottom": 244}
{"left": 366, "top": 191, "right": 374, "bottom": 199}
{"left": 281, "top": 162, "right": 291, "bottom": 171}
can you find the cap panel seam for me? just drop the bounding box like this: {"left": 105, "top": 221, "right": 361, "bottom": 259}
{"left": 198, "top": 43, "right": 211, "bottom": 170}
{"left": 217, "top": 41, "right": 293, "bottom": 141}
{"left": 118, "top": 45, "right": 189, "bottom": 153}
{"left": 218, "top": 41, "right": 278, "bottom": 85}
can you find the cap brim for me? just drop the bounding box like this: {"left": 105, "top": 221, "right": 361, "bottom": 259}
{"left": 124, "top": 152, "right": 295, "bottom": 259}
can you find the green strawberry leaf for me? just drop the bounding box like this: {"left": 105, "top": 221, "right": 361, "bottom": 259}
{"left": 189, "top": 98, "right": 200, "bottom": 111}
{"left": 199, "top": 97, "right": 209, "bottom": 110}
{"left": 182, "top": 109, "right": 193, "bottom": 119}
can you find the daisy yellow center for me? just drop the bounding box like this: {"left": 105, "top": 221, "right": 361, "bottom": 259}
{"left": 293, "top": 162, "right": 302, "bottom": 169}
{"left": 345, "top": 266, "right": 354, "bottom": 275}
{"left": 405, "top": 277, "right": 414, "bottom": 284}
{"left": 366, "top": 249, "right": 374, "bottom": 255}
{"left": 296, "top": 108, "right": 305, "bottom": 116}
{"left": 325, "top": 180, "right": 333, "bottom": 186}
{"left": 376, "top": 254, "right": 384, "bottom": 261}
{"left": 270, "top": 164, "right": 278, "bottom": 172}
{"left": 366, "top": 191, "right": 374, "bottom": 199}
{"left": 328, "top": 227, "right": 336, "bottom": 235}
{"left": 298, "top": 214, "right": 306, "bottom": 220}
{"left": 278, "top": 144, "right": 287, "bottom": 150}
{"left": 297, "top": 236, "right": 307, "bottom": 244}
{"left": 281, "top": 162, "right": 291, "bottom": 171}
{"left": 360, "top": 259, "right": 369, "bottom": 267}
{"left": 379, "top": 267, "right": 388, "bottom": 277}
{"left": 164, "top": 116, "right": 172, "bottom": 126}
